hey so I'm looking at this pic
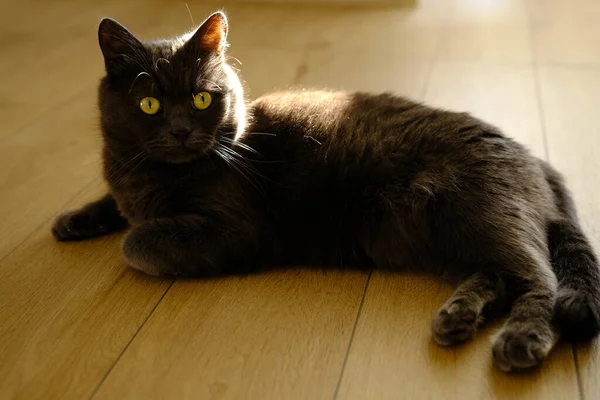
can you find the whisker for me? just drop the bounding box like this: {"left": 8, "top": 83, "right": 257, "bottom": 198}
{"left": 305, "top": 135, "right": 322, "bottom": 146}
{"left": 197, "top": 79, "right": 222, "bottom": 90}
{"left": 214, "top": 145, "right": 266, "bottom": 197}
{"left": 219, "top": 137, "right": 262, "bottom": 157}
{"left": 246, "top": 132, "right": 277, "bottom": 137}
{"left": 185, "top": 3, "right": 195, "bottom": 25}
{"left": 217, "top": 144, "right": 287, "bottom": 187}
{"left": 129, "top": 72, "right": 152, "bottom": 94}
{"left": 155, "top": 58, "right": 170, "bottom": 71}
{"left": 105, "top": 152, "right": 146, "bottom": 182}
{"left": 227, "top": 55, "right": 243, "bottom": 66}
{"left": 111, "top": 154, "right": 149, "bottom": 188}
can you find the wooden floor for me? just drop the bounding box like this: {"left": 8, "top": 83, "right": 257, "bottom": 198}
{"left": 1, "top": 0, "right": 600, "bottom": 398}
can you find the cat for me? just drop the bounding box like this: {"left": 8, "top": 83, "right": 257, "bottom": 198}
{"left": 52, "top": 12, "right": 600, "bottom": 372}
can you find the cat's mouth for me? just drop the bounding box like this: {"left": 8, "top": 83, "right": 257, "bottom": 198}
{"left": 147, "top": 137, "right": 216, "bottom": 164}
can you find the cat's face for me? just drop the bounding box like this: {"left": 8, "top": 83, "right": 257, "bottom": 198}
{"left": 98, "top": 12, "right": 245, "bottom": 164}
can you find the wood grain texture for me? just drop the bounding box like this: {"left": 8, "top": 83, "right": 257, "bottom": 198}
{"left": 424, "top": 62, "right": 545, "bottom": 157}
{"left": 93, "top": 270, "right": 368, "bottom": 400}
{"left": 0, "top": 186, "right": 173, "bottom": 400}
{"left": 0, "top": 89, "right": 102, "bottom": 258}
{"left": 537, "top": 65, "right": 600, "bottom": 400}
{"left": 335, "top": 273, "right": 579, "bottom": 400}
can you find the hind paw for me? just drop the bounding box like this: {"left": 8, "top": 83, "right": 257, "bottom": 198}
{"left": 432, "top": 299, "right": 480, "bottom": 346}
{"left": 492, "top": 321, "right": 555, "bottom": 372}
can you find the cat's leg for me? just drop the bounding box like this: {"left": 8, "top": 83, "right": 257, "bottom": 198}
{"left": 122, "top": 215, "right": 256, "bottom": 277}
{"left": 432, "top": 272, "right": 505, "bottom": 346}
{"left": 491, "top": 246, "right": 559, "bottom": 372}
{"left": 52, "top": 194, "right": 127, "bottom": 241}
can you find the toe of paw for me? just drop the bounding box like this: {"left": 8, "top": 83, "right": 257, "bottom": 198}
{"left": 432, "top": 309, "right": 477, "bottom": 346}
{"left": 52, "top": 214, "right": 78, "bottom": 241}
{"left": 52, "top": 212, "right": 95, "bottom": 241}
{"left": 493, "top": 327, "right": 552, "bottom": 372}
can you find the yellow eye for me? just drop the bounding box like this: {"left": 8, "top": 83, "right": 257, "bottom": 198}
{"left": 139, "top": 97, "right": 161, "bottom": 115}
{"left": 193, "top": 92, "right": 212, "bottom": 110}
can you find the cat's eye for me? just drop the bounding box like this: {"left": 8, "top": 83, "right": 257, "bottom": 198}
{"left": 139, "top": 97, "right": 161, "bottom": 115}
{"left": 193, "top": 92, "right": 212, "bottom": 110}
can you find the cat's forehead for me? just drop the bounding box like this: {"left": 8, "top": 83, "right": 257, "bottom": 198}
{"left": 140, "top": 41, "right": 221, "bottom": 95}
{"left": 146, "top": 41, "right": 186, "bottom": 71}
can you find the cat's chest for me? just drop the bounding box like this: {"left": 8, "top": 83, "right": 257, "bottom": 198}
{"left": 113, "top": 174, "right": 209, "bottom": 223}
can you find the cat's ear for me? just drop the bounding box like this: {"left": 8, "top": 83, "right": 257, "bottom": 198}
{"left": 98, "top": 18, "right": 145, "bottom": 75}
{"left": 187, "top": 12, "right": 228, "bottom": 54}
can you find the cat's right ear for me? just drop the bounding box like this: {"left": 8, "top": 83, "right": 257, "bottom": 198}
{"left": 98, "top": 18, "right": 144, "bottom": 75}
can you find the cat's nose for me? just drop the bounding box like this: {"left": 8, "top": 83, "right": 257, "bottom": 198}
{"left": 170, "top": 127, "right": 192, "bottom": 141}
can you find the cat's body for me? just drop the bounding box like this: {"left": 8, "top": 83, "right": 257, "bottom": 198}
{"left": 53, "top": 12, "right": 600, "bottom": 372}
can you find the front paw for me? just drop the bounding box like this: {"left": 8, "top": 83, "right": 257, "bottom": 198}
{"left": 121, "top": 229, "right": 166, "bottom": 277}
{"left": 121, "top": 222, "right": 221, "bottom": 278}
{"left": 52, "top": 211, "right": 110, "bottom": 241}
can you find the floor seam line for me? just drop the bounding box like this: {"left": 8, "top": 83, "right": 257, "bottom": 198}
{"left": 0, "top": 178, "right": 99, "bottom": 266}
{"left": 332, "top": 270, "right": 373, "bottom": 400}
{"left": 88, "top": 279, "right": 176, "bottom": 399}
{"left": 524, "top": 0, "right": 550, "bottom": 162}
{"left": 572, "top": 344, "right": 585, "bottom": 400}
{"left": 418, "top": 1, "right": 456, "bottom": 101}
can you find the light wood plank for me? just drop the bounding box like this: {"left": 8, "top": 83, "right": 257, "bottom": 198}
{"left": 0, "top": 0, "right": 148, "bottom": 139}
{"left": 0, "top": 185, "right": 172, "bottom": 400}
{"left": 93, "top": 270, "right": 368, "bottom": 400}
{"left": 0, "top": 89, "right": 104, "bottom": 258}
{"left": 311, "top": 6, "right": 447, "bottom": 62}
{"left": 297, "top": 50, "right": 432, "bottom": 97}
{"left": 439, "top": 0, "right": 532, "bottom": 63}
{"left": 424, "top": 61, "right": 545, "bottom": 157}
{"left": 337, "top": 274, "right": 578, "bottom": 400}
{"left": 528, "top": 0, "right": 600, "bottom": 66}
{"left": 537, "top": 65, "right": 600, "bottom": 399}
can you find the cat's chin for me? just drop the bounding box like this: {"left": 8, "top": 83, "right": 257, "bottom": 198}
{"left": 150, "top": 147, "right": 207, "bottom": 164}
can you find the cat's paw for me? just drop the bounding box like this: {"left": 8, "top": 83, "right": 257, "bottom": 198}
{"left": 52, "top": 211, "right": 110, "bottom": 241}
{"left": 432, "top": 299, "right": 479, "bottom": 346}
{"left": 122, "top": 220, "right": 224, "bottom": 278}
{"left": 121, "top": 229, "right": 167, "bottom": 276}
{"left": 492, "top": 321, "right": 555, "bottom": 372}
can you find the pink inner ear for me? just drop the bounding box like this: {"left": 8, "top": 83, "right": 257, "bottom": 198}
{"left": 197, "top": 14, "right": 227, "bottom": 53}
{"left": 200, "top": 28, "right": 224, "bottom": 52}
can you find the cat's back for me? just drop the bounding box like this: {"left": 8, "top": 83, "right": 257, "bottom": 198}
{"left": 249, "top": 89, "right": 543, "bottom": 205}
{"left": 250, "top": 90, "right": 484, "bottom": 144}
{"left": 249, "top": 90, "right": 519, "bottom": 168}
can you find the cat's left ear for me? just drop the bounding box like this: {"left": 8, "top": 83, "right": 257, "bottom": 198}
{"left": 98, "top": 18, "right": 145, "bottom": 75}
{"left": 187, "top": 12, "right": 228, "bottom": 54}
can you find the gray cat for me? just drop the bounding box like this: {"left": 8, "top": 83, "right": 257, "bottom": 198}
{"left": 52, "top": 12, "right": 600, "bottom": 372}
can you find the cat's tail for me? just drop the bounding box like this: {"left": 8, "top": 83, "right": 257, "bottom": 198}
{"left": 543, "top": 161, "right": 600, "bottom": 341}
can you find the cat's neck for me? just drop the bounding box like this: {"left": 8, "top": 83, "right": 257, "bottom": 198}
{"left": 102, "top": 144, "right": 226, "bottom": 188}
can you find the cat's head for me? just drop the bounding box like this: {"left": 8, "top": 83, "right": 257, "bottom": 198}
{"left": 98, "top": 12, "right": 246, "bottom": 164}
